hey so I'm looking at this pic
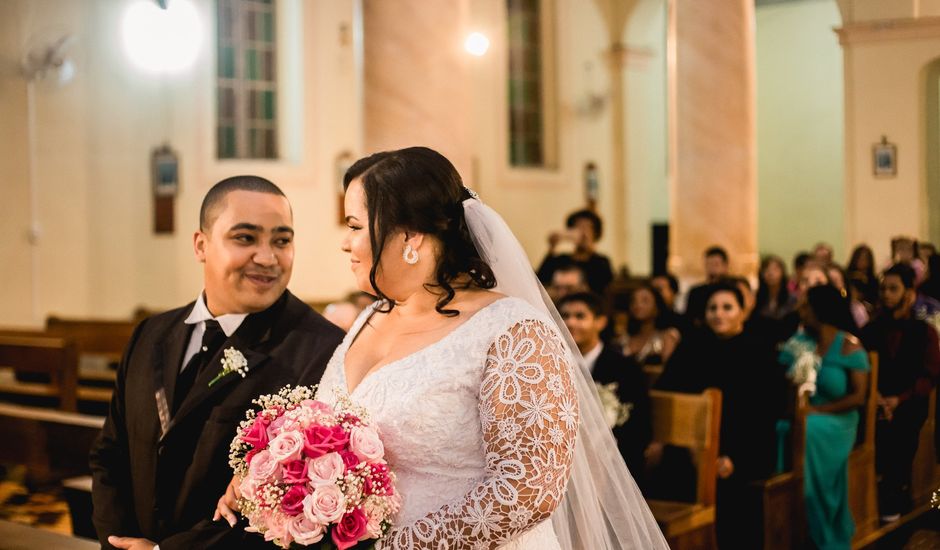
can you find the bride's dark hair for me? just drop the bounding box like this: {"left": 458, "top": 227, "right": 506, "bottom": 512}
{"left": 343, "top": 146, "right": 497, "bottom": 316}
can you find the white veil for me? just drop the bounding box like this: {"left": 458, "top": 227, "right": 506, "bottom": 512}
{"left": 463, "top": 196, "right": 669, "bottom": 549}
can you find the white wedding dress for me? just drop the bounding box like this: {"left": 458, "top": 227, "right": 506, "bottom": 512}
{"left": 315, "top": 296, "right": 579, "bottom": 549}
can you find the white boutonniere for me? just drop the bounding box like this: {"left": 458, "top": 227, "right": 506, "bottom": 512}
{"left": 208, "top": 347, "right": 249, "bottom": 387}
{"left": 595, "top": 381, "right": 633, "bottom": 429}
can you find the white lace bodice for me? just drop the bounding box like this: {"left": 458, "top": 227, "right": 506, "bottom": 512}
{"left": 316, "top": 297, "right": 579, "bottom": 549}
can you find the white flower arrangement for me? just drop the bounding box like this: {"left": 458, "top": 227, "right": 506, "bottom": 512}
{"left": 782, "top": 338, "right": 821, "bottom": 396}
{"left": 595, "top": 381, "right": 633, "bottom": 429}
{"left": 209, "top": 347, "right": 249, "bottom": 387}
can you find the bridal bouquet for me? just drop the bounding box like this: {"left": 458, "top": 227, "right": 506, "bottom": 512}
{"left": 228, "top": 385, "right": 400, "bottom": 549}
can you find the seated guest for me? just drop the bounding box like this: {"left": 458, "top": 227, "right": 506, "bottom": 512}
{"left": 654, "top": 283, "right": 783, "bottom": 548}
{"left": 813, "top": 242, "right": 835, "bottom": 266}
{"left": 862, "top": 264, "right": 940, "bottom": 522}
{"left": 616, "top": 283, "right": 680, "bottom": 366}
{"left": 685, "top": 245, "right": 731, "bottom": 325}
{"left": 891, "top": 236, "right": 926, "bottom": 286}
{"left": 788, "top": 251, "right": 812, "bottom": 297}
{"left": 919, "top": 252, "right": 940, "bottom": 302}
{"left": 558, "top": 292, "right": 651, "bottom": 476}
{"left": 755, "top": 255, "right": 796, "bottom": 321}
{"left": 546, "top": 262, "right": 589, "bottom": 304}
{"left": 779, "top": 260, "right": 834, "bottom": 344}
{"left": 537, "top": 208, "right": 613, "bottom": 295}
{"left": 827, "top": 263, "right": 849, "bottom": 298}
{"left": 651, "top": 272, "right": 691, "bottom": 334}
{"left": 780, "top": 285, "right": 869, "bottom": 550}
{"left": 847, "top": 244, "right": 879, "bottom": 306}
{"left": 847, "top": 275, "right": 872, "bottom": 328}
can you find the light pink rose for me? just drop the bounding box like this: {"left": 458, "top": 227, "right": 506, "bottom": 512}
{"left": 267, "top": 415, "right": 288, "bottom": 439}
{"left": 363, "top": 502, "right": 384, "bottom": 539}
{"left": 302, "top": 483, "right": 346, "bottom": 524}
{"left": 301, "top": 399, "right": 334, "bottom": 415}
{"left": 349, "top": 426, "right": 384, "bottom": 462}
{"left": 239, "top": 475, "right": 262, "bottom": 500}
{"left": 263, "top": 513, "right": 291, "bottom": 545}
{"left": 287, "top": 514, "right": 325, "bottom": 546}
{"left": 248, "top": 450, "right": 282, "bottom": 482}
{"left": 307, "top": 452, "right": 345, "bottom": 486}
{"left": 269, "top": 430, "right": 305, "bottom": 463}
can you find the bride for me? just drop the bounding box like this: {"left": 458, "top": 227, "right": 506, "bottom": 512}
{"left": 217, "top": 147, "right": 666, "bottom": 549}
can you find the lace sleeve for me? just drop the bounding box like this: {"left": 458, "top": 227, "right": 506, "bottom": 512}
{"left": 380, "top": 319, "right": 580, "bottom": 549}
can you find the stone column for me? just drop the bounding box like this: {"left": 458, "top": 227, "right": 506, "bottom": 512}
{"left": 361, "top": 0, "right": 473, "bottom": 178}
{"left": 667, "top": 0, "right": 757, "bottom": 278}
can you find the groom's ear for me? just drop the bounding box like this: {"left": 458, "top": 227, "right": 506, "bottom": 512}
{"left": 193, "top": 231, "right": 208, "bottom": 263}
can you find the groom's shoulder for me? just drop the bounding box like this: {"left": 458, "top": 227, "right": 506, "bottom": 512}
{"left": 134, "top": 302, "right": 195, "bottom": 334}
{"left": 279, "top": 292, "right": 344, "bottom": 342}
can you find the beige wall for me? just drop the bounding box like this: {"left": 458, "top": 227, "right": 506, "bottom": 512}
{"left": 0, "top": 0, "right": 361, "bottom": 326}
{"left": 756, "top": 0, "right": 845, "bottom": 266}
{"left": 837, "top": 4, "right": 940, "bottom": 263}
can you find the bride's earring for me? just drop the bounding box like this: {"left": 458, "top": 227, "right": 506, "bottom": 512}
{"left": 403, "top": 244, "right": 419, "bottom": 265}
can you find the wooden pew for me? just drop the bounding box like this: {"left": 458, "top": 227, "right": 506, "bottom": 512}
{"left": 44, "top": 316, "right": 136, "bottom": 362}
{"left": 0, "top": 402, "right": 104, "bottom": 486}
{"left": 646, "top": 388, "right": 722, "bottom": 550}
{"left": 0, "top": 335, "right": 79, "bottom": 411}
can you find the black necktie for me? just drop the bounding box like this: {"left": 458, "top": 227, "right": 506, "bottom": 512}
{"left": 173, "top": 319, "right": 226, "bottom": 413}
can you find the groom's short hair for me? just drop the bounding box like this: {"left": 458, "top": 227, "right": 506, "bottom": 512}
{"left": 200, "top": 175, "right": 287, "bottom": 231}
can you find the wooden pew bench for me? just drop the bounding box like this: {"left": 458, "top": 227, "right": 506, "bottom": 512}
{"left": 0, "top": 335, "right": 79, "bottom": 411}
{"left": 0, "top": 402, "right": 104, "bottom": 486}
{"left": 646, "top": 388, "right": 722, "bottom": 550}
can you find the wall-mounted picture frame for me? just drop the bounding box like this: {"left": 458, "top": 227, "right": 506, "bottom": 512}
{"left": 872, "top": 136, "right": 897, "bottom": 178}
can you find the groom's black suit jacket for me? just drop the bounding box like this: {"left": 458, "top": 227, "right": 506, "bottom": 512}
{"left": 591, "top": 345, "right": 652, "bottom": 478}
{"left": 90, "top": 290, "right": 344, "bottom": 549}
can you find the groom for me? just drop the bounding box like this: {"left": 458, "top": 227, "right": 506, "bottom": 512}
{"left": 90, "top": 176, "right": 345, "bottom": 550}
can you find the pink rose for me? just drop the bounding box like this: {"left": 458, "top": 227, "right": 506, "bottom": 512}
{"left": 307, "top": 453, "right": 346, "bottom": 486}
{"left": 301, "top": 399, "right": 334, "bottom": 415}
{"left": 263, "top": 513, "right": 291, "bottom": 545}
{"left": 238, "top": 475, "right": 261, "bottom": 501}
{"left": 331, "top": 507, "right": 369, "bottom": 549}
{"left": 248, "top": 450, "right": 282, "bottom": 482}
{"left": 242, "top": 417, "right": 270, "bottom": 448}
{"left": 349, "top": 426, "right": 384, "bottom": 462}
{"left": 282, "top": 459, "right": 309, "bottom": 485}
{"left": 267, "top": 415, "right": 288, "bottom": 440}
{"left": 280, "top": 484, "right": 309, "bottom": 516}
{"left": 303, "top": 425, "right": 349, "bottom": 458}
{"left": 341, "top": 413, "right": 361, "bottom": 425}
{"left": 302, "top": 483, "right": 346, "bottom": 524}
{"left": 287, "top": 514, "right": 325, "bottom": 546}
{"left": 269, "top": 431, "right": 305, "bottom": 463}
{"left": 363, "top": 501, "right": 384, "bottom": 539}
{"left": 339, "top": 450, "right": 360, "bottom": 472}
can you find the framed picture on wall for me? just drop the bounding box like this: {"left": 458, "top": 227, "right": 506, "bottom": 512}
{"left": 872, "top": 136, "right": 897, "bottom": 177}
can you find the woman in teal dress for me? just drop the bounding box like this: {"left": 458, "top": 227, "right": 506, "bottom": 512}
{"left": 780, "top": 285, "right": 869, "bottom": 550}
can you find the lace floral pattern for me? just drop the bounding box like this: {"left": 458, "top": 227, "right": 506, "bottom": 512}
{"left": 316, "top": 298, "right": 579, "bottom": 549}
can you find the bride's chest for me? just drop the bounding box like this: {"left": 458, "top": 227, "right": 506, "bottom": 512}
{"left": 323, "top": 342, "right": 491, "bottom": 463}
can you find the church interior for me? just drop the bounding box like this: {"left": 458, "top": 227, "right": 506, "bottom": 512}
{"left": 1, "top": 0, "right": 940, "bottom": 548}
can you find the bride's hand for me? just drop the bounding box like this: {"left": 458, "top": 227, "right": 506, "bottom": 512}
{"left": 213, "top": 475, "right": 242, "bottom": 527}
